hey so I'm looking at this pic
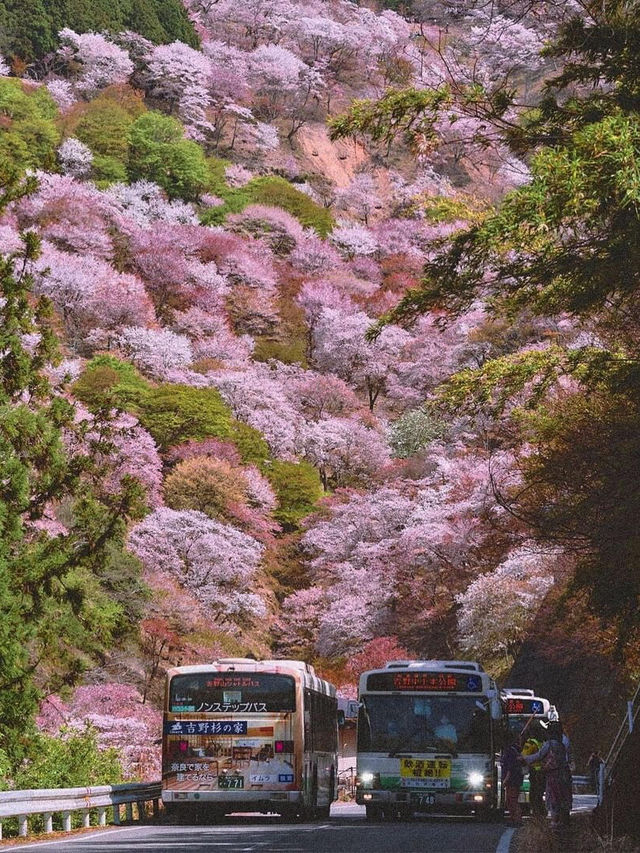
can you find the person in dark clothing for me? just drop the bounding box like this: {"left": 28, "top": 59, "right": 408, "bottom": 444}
{"left": 522, "top": 721, "right": 570, "bottom": 827}
{"left": 521, "top": 722, "right": 546, "bottom": 817}
{"left": 501, "top": 732, "right": 524, "bottom": 826}
{"left": 588, "top": 751, "right": 603, "bottom": 795}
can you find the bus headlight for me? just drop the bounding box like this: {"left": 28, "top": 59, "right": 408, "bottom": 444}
{"left": 360, "top": 772, "right": 375, "bottom": 785}
{"left": 468, "top": 772, "right": 484, "bottom": 788}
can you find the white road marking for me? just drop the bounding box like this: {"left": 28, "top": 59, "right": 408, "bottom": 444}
{"left": 8, "top": 825, "right": 146, "bottom": 849}
{"left": 495, "top": 827, "right": 516, "bottom": 853}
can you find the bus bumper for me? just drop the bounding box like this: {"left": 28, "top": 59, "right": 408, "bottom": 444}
{"left": 356, "top": 789, "right": 492, "bottom": 813}
{"left": 162, "top": 789, "right": 303, "bottom": 812}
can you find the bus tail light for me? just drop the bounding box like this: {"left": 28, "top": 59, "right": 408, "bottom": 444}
{"left": 275, "top": 740, "right": 294, "bottom": 753}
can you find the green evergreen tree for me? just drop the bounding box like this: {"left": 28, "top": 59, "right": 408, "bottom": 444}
{"left": 0, "top": 178, "right": 148, "bottom": 769}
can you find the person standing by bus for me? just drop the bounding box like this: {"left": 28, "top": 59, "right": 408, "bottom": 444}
{"left": 501, "top": 732, "right": 524, "bottom": 826}
{"left": 521, "top": 722, "right": 570, "bottom": 827}
{"left": 521, "top": 723, "right": 545, "bottom": 817}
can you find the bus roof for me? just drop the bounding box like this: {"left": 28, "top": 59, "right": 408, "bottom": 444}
{"left": 358, "top": 660, "right": 495, "bottom": 696}
{"left": 501, "top": 688, "right": 536, "bottom": 697}
{"left": 384, "top": 660, "right": 485, "bottom": 673}
{"left": 166, "top": 658, "right": 336, "bottom": 697}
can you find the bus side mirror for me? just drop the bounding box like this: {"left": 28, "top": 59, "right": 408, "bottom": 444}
{"left": 337, "top": 711, "right": 345, "bottom": 728}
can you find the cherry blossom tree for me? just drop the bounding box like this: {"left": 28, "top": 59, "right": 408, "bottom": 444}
{"left": 209, "top": 365, "right": 302, "bottom": 456}
{"left": 330, "top": 222, "right": 379, "bottom": 259}
{"left": 247, "top": 43, "right": 323, "bottom": 137}
{"left": 17, "top": 172, "right": 114, "bottom": 259}
{"left": 68, "top": 408, "right": 164, "bottom": 508}
{"left": 38, "top": 684, "right": 162, "bottom": 780}
{"left": 105, "top": 181, "right": 199, "bottom": 227}
{"left": 57, "top": 138, "right": 93, "bottom": 178}
{"left": 276, "top": 585, "right": 327, "bottom": 658}
{"left": 336, "top": 173, "right": 382, "bottom": 225}
{"left": 290, "top": 233, "right": 342, "bottom": 274}
{"left": 227, "top": 204, "right": 304, "bottom": 256}
{"left": 346, "top": 636, "right": 411, "bottom": 678}
{"left": 294, "top": 373, "right": 360, "bottom": 420}
{"left": 114, "top": 326, "right": 193, "bottom": 378}
{"left": 145, "top": 41, "right": 212, "bottom": 135}
{"left": 58, "top": 29, "right": 134, "bottom": 96}
{"left": 456, "top": 546, "right": 556, "bottom": 660}
{"left": 119, "top": 221, "right": 226, "bottom": 320}
{"left": 32, "top": 242, "right": 155, "bottom": 346}
{"left": 312, "top": 308, "right": 411, "bottom": 410}
{"left": 128, "top": 508, "right": 266, "bottom": 620}
{"left": 299, "top": 416, "right": 389, "bottom": 490}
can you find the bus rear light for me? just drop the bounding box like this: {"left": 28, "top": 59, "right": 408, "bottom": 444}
{"left": 275, "top": 740, "right": 294, "bottom": 753}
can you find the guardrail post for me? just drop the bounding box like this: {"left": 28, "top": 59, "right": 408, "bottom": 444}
{"left": 0, "top": 819, "right": 3, "bottom": 840}
{"left": 153, "top": 798, "right": 160, "bottom": 819}
{"left": 18, "top": 814, "right": 28, "bottom": 837}
{"left": 113, "top": 804, "right": 121, "bottom": 825}
{"left": 62, "top": 811, "right": 72, "bottom": 832}
{"left": 43, "top": 812, "right": 53, "bottom": 833}
{"left": 82, "top": 810, "right": 91, "bottom": 828}
{"left": 125, "top": 802, "right": 133, "bottom": 822}
{"left": 137, "top": 800, "right": 145, "bottom": 821}
{"left": 98, "top": 807, "right": 107, "bottom": 826}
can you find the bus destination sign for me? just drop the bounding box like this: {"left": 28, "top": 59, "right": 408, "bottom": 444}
{"left": 366, "top": 672, "right": 483, "bottom": 693}
{"left": 504, "top": 698, "right": 545, "bottom": 715}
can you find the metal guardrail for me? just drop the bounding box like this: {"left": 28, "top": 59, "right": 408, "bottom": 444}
{"left": 0, "top": 781, "right": 162, "bottom": 840}
{"left": 601, "top": 680, "right": 640, "bottom": 804}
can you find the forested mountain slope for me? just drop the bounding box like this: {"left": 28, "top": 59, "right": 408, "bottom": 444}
{"left": 0, "top": 0, "right": 638, "bottom": 783}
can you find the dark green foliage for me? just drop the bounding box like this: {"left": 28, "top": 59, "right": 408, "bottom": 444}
{"left": 133, "top": 384, "right": 233, "bottom": 451}
{"left": 265, "top": 460, "right": 323, "bottom": 531}
{"left": 512, "top": 394, "right": 640, "bottom": 641}
{"left": 201, "top": 162, "right": 333, "bottom": 236}
{"left": 230, "top": 421, "right": 271, "bottom": 466}
{"left": 73, "top": 355, "right": 151, "bottom": 409}
{"left": 127, "top": 112, "right": 209, "bottom": 200}
{"left": 0, "top": 78, "right": 60, "bottom": 180}
{"left": 0, "top": 0, "right": 198, "bottom": 64}
{"left": 0, "top": 180, "right": 151, "bottom": 770}
{"left": 72, "top": 89, "right": 146, "bottom": 160}
{"left": 248, "top": 177, "right": 334, "bottom": 236}
{"left": 13, "top": 727, "right": 123, "bottom": 789}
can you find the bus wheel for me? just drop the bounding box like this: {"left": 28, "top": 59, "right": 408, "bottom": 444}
{"left": 365, "top": 804, "right": 382, "bottom": 821}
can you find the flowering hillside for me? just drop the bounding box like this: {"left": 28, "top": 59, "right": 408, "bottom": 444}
{"left": 1, "top": 0, "right": 638, "bottom": 780}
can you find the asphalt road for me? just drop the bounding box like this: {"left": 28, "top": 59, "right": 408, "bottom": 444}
{"left": 7, "top": 797, "right": 597, "bottom": 853}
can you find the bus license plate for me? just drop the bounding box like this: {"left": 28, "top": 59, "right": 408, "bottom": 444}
{"left": 218, "top": 776, "right": 244, "bottom": 789}
{"left": 411, "top": 793, "right": 436, "bottom": 807}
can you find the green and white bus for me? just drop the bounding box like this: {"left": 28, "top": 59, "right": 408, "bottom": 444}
{"left": 356, "top": 660, "right": 503, "bottom": 820}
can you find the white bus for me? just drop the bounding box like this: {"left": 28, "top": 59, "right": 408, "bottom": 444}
{"left": 162, "top": 658, "right": 338, "bottom": 820}
{"left": 356, "top": 660, "right": 503, "bottom": 820}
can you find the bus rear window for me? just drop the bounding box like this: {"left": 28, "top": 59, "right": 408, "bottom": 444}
{"left": 169, "top": 673, "right": 296, "bottom": 713}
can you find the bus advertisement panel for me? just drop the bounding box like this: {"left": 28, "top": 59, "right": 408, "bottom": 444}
{"left": 356, "top": 661, "right": 503, "bottom": 820}
{"left": 162, "top": 659, "right": 338, "bottom": 820}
